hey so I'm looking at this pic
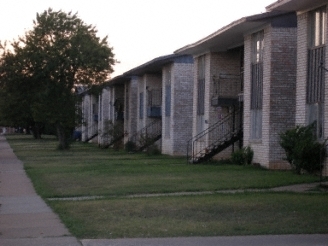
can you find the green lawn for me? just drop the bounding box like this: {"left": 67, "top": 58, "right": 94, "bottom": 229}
{"left": 6, "top": 134, "right": 328, "bottom": 238}
{"left": 49, "top": 193, "right": 328, "bottom": 239}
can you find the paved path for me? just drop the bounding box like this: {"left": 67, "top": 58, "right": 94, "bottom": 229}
{"left": 80, "top": 235, "right": 328, "bottom": 246}
{"left": 0, "top": 135, "right": 81, "bottom": 246}
{"left": 1, "top": 135, "right": 327, "bottom": 246}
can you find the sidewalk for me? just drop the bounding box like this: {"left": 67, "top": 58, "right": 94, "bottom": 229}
{"left": 0, "top": 135, "right": 81, "bottom": 246}
{"left": 1, "top": 135, "right": 327, "bottom": 246}
{"left": 80, "top": 235, "right": 328, "bottom": 246}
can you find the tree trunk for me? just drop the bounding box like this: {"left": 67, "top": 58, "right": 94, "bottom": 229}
{"left": 56, "top": 123, "right": 70, "bottom": 150}
{"left": 31, "top": 122, "right": 42, "bottom": 139}
{"left": 25, "top": 124, "right": 31, "bottom": 135}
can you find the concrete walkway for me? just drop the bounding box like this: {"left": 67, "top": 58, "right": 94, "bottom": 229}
{"left": 1, "top": 135, "right": 327, "bottom": 246}
{"left": 0, "top": 135, "right": 81, "bottom": 246}
{"left": 80, "top": 235, "right": 328, "bottom": 246}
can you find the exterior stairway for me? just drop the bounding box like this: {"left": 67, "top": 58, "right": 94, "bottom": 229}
{"left": 83, "top": 124, "right": 98, "bottom": 143}
{"left": 129, "top": 120, "right": 162, "bottom": 151}
{"left": 187, "top": 108, "right": 242, "bottom": 164}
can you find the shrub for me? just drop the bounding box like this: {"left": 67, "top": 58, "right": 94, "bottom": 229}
{"left": 146, "top": 144, "right": 161, "bottom": 156}
{"left": 280, "top": 124, "right": 326, "bottom": 174}
{"left": 103, "top": 120, "right": 124, "bottom": 150}
{"left": 243, "top": 146, "right": 254, "bottom": 165}
{"left": 125, "top": 141, "right": 136, "bottom": 152}
{"left": 231, "top": 146, "right": 254, "bottom": 165}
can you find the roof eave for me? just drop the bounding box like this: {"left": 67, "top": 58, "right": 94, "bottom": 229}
{"left": 123, "top": 54, "right": 193, "bottom": 76}
{"left": 267, "top": 0, "right": 327, "bottom": 12}
{"left": 175, "top": 11, "right": 294, "bottom": 56}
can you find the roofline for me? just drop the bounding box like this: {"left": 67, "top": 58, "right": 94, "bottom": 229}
{"left": 104, "top": 75, "right": 130, "bottom": 87}
{"left": 174, "top": 11, "right": 293, "bottom": 55}
{"left": 123, "top": 53, "right": 193, "bottom": 76}
{"left": 174, "top": 17, "right": 247, "bottom": 54}
{"left": 266, "top": 0, "right": 327, "bottom": 12}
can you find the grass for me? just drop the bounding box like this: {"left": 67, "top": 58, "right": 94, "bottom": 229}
{"left": 6, "top": 134, "right": 328, "bottom": 238}
{"left": 49, "top": 193, "right": 328, "bottom": 239}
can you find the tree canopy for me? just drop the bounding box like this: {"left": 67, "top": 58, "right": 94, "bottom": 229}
{"left": 0, "top": 9, "right": 115, "bottom": 148}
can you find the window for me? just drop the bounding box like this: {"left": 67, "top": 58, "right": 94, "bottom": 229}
{"left": 250, "top": 31, "right": 264, "bottom": 139}
{"left": 125, "top": 86, "right": 129, "bottom": 120}
{"left": 310, "top": 7, "right": 326, "bottom": 47}
{"left": 99, "top": 95, "right": 102, "bottom": 121}
{"left": 164, "top": 85, "right": 171, "bottom": 139}
{"left": 197, "top": 56, "right": 205, "bottom": 116}
{"left": 307, "top": 6, "right": 326, "bottom": 139}
{"left": 165, "top": 85, "right": 171, "bottom": 117}
{"left": 139, "top": 92, "right": 144, "bottom": 119}
{"left": 164, "top": 68, "right": 171, "bottom": 138}
{"left": 92, "top": 102, "right": 98, "bottom": 122}
{"left": 147, "top": 89, "right": 162, "bottom": 107}
{"left": 197, "top": 56, "right": 206, "bottom": 133}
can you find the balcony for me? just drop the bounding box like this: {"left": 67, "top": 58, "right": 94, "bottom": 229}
{"left": 147, "top": 106, "right": 162, "bottom": 118}
{"left": 211, "top": 97, "right": 238, "bottom": 107}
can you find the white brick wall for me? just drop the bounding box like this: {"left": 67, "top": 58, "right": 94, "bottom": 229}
{"left": 137, "top": 74, "right": 162, "bottom": 131}
{"left": 81, "top": 93, "right": 98, "bottom": 143}
{"left": 244, "top": 25, "right": 297, "bottom": 169}
{"left": 124, "top": 77, "right": 138, "bottom": 143}
{"left": 296, "top": 8, "right": 328, "bottom": 176}
{"left": 98, "top": 87, "right": 110, "bottom": 146}
{"left": 192, "top": 50, "right": 243, "bottom": 160}
{"left": 162, "top": 62, "right": 194, "bottom": 156}
{"left": 295, "top": 12, "right": 308, "bottom": 126}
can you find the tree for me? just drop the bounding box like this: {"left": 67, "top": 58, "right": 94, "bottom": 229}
{"left": 0, "top": 9, "right": 115, "bottom": 149}
{"left": 0, "top": 41, "right": 42, "bottom": 138}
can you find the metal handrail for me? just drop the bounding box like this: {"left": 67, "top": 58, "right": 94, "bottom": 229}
{"left": 82, "top": 123, "right": 98, "bottom": 142}
{"left": 129, "top": 120, "right": 162, "bottom": 150}
{"left": 187, "top": 108, "right": 241, "bottom": 163}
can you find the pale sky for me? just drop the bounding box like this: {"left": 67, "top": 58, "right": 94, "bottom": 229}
{"left": 0, "top": 0, "right": 275, "bottom": 77}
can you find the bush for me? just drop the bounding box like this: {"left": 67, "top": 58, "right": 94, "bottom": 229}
{"left": 231, "top": 146, "right": 254, "bottom": 165}
{"left": 280, "top": 124, "right": 326, "bottom": 174}
{"left": 146, "top": 144, "right": 161, "bottom": 156}
{"left": 125, "top": 141, "right": 136, "bottom": 152}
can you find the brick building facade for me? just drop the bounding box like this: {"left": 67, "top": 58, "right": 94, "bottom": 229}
{"left": 161, "top": 62, "right": 194, "bottom": 155}
{"left": 78, "top": 0, "right": 328, "bottom": 176}
{"left": 244, "top": 24, "right": 297, "bottom": 169}
{"left": 124, "top": 54, "right": 194, "bottom": 155}
{"left": 176, "top": 11, "right": 298, "bottom": 168}
{"left": 268, "top": 0, "right": 328, "bottom": 175}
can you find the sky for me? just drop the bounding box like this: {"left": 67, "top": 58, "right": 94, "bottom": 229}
{"left": 0, "top": 0, "right": 275, "bottom": 78}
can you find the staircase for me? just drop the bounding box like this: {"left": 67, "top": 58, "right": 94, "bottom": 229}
{"left": 187, "top": 108, "right": 242, "bottom": 164}
{"left": 83, "top": 124, "right": 98, "bottom": 143}
{"left": 102, "top": 132, "right": 125, "bottom": 148}
{"left": 129, "top": 120, "right": 162, "bottom": 151}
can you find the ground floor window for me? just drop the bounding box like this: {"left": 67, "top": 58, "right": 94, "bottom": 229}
{"left": 251, "top": 109, "right": 262, "bottom": 140}
{"left": 139, "top": 92, "right": 144, "bottom": 119}
{"left": 307, "top": 103, "right": 324, "bottom": 139}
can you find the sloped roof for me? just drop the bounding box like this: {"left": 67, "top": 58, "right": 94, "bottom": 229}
{"left": 123, "top": 54, "right": 193, "bottom": 76}
{"left": 267, "top": 0, "right": 327, "bottom": 12}
{"left": 105, "top": 75, "right": 130, "bottom": 87}
{"left": 175, "top": 11, "right": 296, "bottom": 55}
{"left": 103, "top": 54, "right": 193, "bottom": 87}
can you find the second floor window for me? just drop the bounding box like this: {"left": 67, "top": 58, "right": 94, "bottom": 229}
{"left": 310, "top": 6, "right": 326, "bottom": 47}
{"left": 250, "top": 31, "right": 264, "bottom": 139}
{"left": 165, "top": 85, "right": 171, "bottom": 117}
{"left": 307, "top": 6, "right": 326, "bottom": 139}
{"left": 251, "top": 31, "right": 264, "bottom": 110}
{"left": 197, "top": 55, "right": 205, "bottom": 116}
{"left": 139, "top": 92, "right": 144, "bottom": 119}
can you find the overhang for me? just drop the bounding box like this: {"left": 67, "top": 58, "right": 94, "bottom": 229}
{"left": 267, "top": 0, "right": 327, "bottom": 12}
{"left": 105, "top": 75, "right": 130, "bottom": 87}
{"left": 123, "top": 54, "right": 193, "bottom": 76}
{"left": 175, "top": 11, "right": 296, "bottom": 56}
